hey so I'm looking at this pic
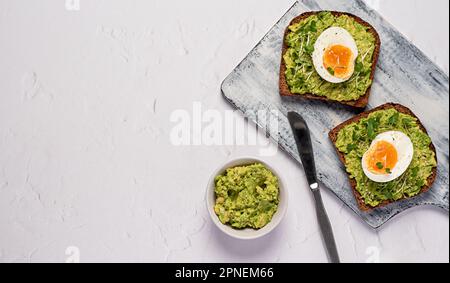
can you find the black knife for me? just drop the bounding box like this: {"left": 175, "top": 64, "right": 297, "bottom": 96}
{"left": 287, "top": 111, "right": 340, "bottom": 263}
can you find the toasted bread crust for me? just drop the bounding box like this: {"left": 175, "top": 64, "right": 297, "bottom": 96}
{"left": 279, "top": 11, "right": 381, "bottom": 108}
{"left": 328, "top": 103, "right": 438, "bottom": 211}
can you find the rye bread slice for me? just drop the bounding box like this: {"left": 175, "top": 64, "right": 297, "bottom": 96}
{"left": 328, "top": 103, "right": 438, "bottom": 211}
{"left": 279, "top": 11, "right": 381, "bottom": 108}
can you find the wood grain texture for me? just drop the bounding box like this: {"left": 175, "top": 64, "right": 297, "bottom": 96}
{"left": 221, "top": 0, "right": 449, "bottom": 228}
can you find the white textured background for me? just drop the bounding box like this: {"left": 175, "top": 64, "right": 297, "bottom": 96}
{"left": 0, "top": 0, "right": 448, "bottom": 263}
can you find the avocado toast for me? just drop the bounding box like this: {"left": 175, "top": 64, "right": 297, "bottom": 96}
{"left": 280, "top": 11, "right": 380, "bottom": 108}
{"left": 329, "top": 103, "right": 437, "bottom": 211}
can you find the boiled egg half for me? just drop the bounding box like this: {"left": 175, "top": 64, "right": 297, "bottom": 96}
{"left": 362, "top": 131, "right": 414, "bottom": 183}
{"left": 312, "top": 27, "right": 358, "bottom": 83}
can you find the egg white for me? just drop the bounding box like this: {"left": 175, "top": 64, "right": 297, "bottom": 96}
{"left": 362, "top": 131, "right": 414, "bottom": 183}
{"left": 312, "top": 27, "right": 358, "bottom": 84}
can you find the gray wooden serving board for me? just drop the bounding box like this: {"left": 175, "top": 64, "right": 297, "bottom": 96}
{"left": 221, "top": 0, "right": 449, "bottom": 228}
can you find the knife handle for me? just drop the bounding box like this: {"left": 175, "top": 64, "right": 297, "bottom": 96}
{"left": 312, "top": 187, "right": 340, "bottom": 263}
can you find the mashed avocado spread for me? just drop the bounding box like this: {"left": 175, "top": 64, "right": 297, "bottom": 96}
{"left": 214, "top": 163, "right": 279, "bottom": 229}
{"left": 283, "top": 11, "right": 376, "bottom": 101}
{"left": 335, "top": 109, "right": 437, "bottom": 207}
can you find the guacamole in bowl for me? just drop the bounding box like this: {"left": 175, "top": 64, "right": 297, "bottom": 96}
{"left": 206, "top": 157, "right": 288, "bottom": 240}
{"left": 214, "top": 163, "right": 280, "bottom": 229}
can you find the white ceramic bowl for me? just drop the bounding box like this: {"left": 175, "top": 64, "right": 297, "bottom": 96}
{"left": 206, "top": 157, "right": 288, "bottom": 240}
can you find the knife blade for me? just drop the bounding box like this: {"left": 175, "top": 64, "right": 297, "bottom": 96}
{"left": 287, "top": 111, "right": 340, "bottom": 263}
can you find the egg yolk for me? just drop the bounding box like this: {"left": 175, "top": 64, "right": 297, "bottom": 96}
{"left": 323, "top": 44, "right": 354, "bottom": 78}
{"left": 365, "top": 141, "right": 398, "bottom": 174}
